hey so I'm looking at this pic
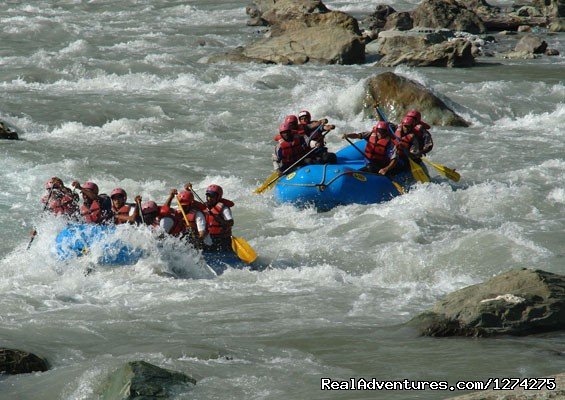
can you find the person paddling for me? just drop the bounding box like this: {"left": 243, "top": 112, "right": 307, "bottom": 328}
{"left": 72, "top": 180, "right": 112, "bottom": 224}
{"left": 110, "top": 188, "right": 139, "bottom": 224}
{"left": 41, "top": 177, "right": 79, "bottom": 218}
{"left": 161, "top": 188, "right": 209, "bottom": 248}
{"left": 273, "top": 121, "right": 309, "bottom": 175}
{"left": 403, "top": 110, "right": 433, "bottom": 156}
{"left": 342, "top": 121, "right": 398, "bottom": 176}
{"left": 186, "top": 183, "right": 234, "bottom": 253}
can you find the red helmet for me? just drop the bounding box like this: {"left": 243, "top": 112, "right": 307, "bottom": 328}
{"left": 401, "top": 116, "right": 416, "bottom": 128}
{"left": 279, "top": 122, "right": 292, "bottom": 133}
{"left": 298, "top": 110, "right": 311, "bottom": 122}
{"left": 141, "top": 201, "right": 159, "bottom": 214}
{"left": 284, "top": 115, "right": 298, "bottom": 125}
{"left": 177, "top": 190, "right": 194, "bottom": 205}
{"left": 82, "top": 181, "right": 99, "bottom": 195}
{"left": 110, "top": 188, "right": 127, "bottom": 199}
{"left": 45, "top": 177, "right": 63, "bottom": 190}
{"left": 372, "top": 121, "right": 389, "bottom": 133}
{"left": 406, "top": 110, "right": 421, "bottom": 123}
{"left": 206, "top": 184, "right": 223, "bottom": 199}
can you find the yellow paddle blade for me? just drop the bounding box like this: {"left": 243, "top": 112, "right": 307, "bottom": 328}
{"left": 422, "top": 157, "right": 461, "bottom": 182}
{"left": 231, "top": 236, "right": 257, "bottom": 264}
{"left": 409, "top": 158, "right": 430, "bottom": 183}
{"left": 391, "top": 180, "right": 405, "bottom": 194}
{"left": 254, "top": 171, "right": 280, "bottom": 194}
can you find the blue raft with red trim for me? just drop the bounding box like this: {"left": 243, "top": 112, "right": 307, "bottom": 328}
{"left": 273, "top": 141, "right": 416, "bottom": 210}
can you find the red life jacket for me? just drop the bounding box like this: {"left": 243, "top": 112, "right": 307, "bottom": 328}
{"left": 44, "top": 195, "right": 76, "bottom": 216}
{"left": 278, "top": 137, "right": 307, "bottom": 165}
{"left": 205, "top": 201, "right": 233, "bottom": 238}
{"left": 80, "top": 201, "right": 102, "bottom": 224}
{"left": 396, "top": 133, "right": 416, "bottom": 158}
{"left": 113, "top": 204, "right": 131, "bottom": 224}
{"left": 365, "top": 134, "right": 390, "bottom": 165}
{"left": 273, "top": 129, "right": 302, "bottom": 142}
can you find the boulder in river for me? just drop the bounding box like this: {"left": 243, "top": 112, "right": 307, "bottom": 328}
{"left": 0, "top": 121, "right": 19, "bottom": 140}
{"left": 0, "top": 348, "right": 49, "bottom": 374}
{"left": 409, "top": 268, "right": 565, "bottom": 337}
{"left": 411, "top": 0, "right": 487, "bottom": 34}
{"left": 365, "top": 72, "right": 470, "bottom": 127}
{"left": 101, "top": 360, "right": 196, "bottom": 400}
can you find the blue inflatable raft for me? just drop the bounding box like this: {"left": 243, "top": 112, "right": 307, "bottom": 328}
{"left": 273, "top": 141, "right": 416, "bottom": 209}
{"left": 55, "top": 224, "right": 257, "bottom": 273}
{"left": 55, "top": 224, "right": 144, "bottom": 265}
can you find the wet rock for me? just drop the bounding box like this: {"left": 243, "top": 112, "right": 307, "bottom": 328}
{"left": 548, "top": 17, "right": 565, "bottom": 31}
{"left": 210, "top": 12, "right": 364, "bottom": 65}
{"left": 247, "top": 0, "right": 329, "bottom": 25}
{"left": 545, "top": 47, "right": 560, "bottom": 55}
{"left": 372, "top": 29, "right": 475, "bottom": 68}
{"left": 517, "top": 24, "right": 533, "bottom": 31}
{"left": 411, "top": 0, "right": 486, "bottom": 34}
{"left": 514, "top": 34, "right": 548, "bottom": 53}
{"left": 362, "top": 5, "right": 397, "bottom": 30}
{"left": 101, "top": 361, "right": 196, "bottom": 400}
{"left": 0, "top": 121, "right": 19, "bottom": 140}
{"left": 365, "top": 72, "right": 470, "bottom": 126}
{"left": 532, "top": 0, "right": 565, "bottom": 18}
{"left": 0, "top": 348, "right": 49, "bottom": 374}
{"left": 384, "top": 12, "right": 414, "bottom": 31}
{"left": 409, "top": 268, "right": 565, "bottom": 337}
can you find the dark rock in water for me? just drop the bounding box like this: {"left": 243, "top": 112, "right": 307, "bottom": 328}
{"left": 411, "top": 0, "right": 486, "bottom": 33}
{"left": 101, "top": 361, "right": 196, "bottom": 400}
{"left": 0, "top": 121, "right": 19, "bottom": 140}
{"left": 366, "top": 72, "right": 470, "bottom": 127}
{"left": 409, "top": 268, "right": 565, "bottom": 337}
{"left": 362, "top": 4, "right": 397, "bottom": 30}
{"left": 0, "top": 348, "right": 49, "bottom": 374}
{"left": 545, "top": 47, "right": 560, "bottom": 55}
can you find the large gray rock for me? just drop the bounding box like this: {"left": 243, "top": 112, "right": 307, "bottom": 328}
{"left": 0, "top": 348, "right": 49, "bottom": 374}
{"left": 247, "top": 0, "right": 329, "bottom": 25}
{"left": 533, "top": 0, "right": 565, "bottom": 17}
{"left": 383, "top": 12, "right": 414, "bottom": 31}
{"left": 210, "top": 12, "right": 365, "bottom": 65}
{"left": 0, "top": 121, "right": 19, "bottom": 140}
{"left": 549, "top": 17, "right": 565, "bottom": 31}
{"left": 409, "top": 269, "right": 565, "bottom": 337}
{"left": 362, "top": 5, "right": 397, "bottom": 30}
{"left": 101, "top": 361, "right": 196, "bottom": 400}
{"left": 373, "top": 30, "right": 475, "bottom": 68}
{"left": 365, "top": 72, "right": 469, "bottom": 127}
{"left": 514, "top": 34, "right": 548, "bottom": 53}
{"left": 412, "top": 0, "right": 487, "bottom": 33}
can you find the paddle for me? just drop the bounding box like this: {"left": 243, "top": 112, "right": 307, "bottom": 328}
{"left": 27, "top": 188, "right": 54, "bottom": 250}
{"left": 421, "top": 157, "right": 461, "bottom": 182}
{"left": 174, "top": 194, "right": 201, "bottom": 246}
{"left": 375, "top": 107, "right": 430, "bottom": 183}
{"left": 136, "top": 198, "right": 145, "bottom": 225}
{"left": 254, "top": 127, "right": 330, "bottom": 194}
{"left": 189, "top": 187, "right": 257, "bottom": 264}
{"left": 342, "top": 136, "right": 405, "bottom": 195}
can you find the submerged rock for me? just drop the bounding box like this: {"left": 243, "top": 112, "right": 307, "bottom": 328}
{"left": 0, "top": 348, "right": 49, "bottom": 374}
{"left": 101, "top": 361, "right": 196, "bottom": 400}
{"left": 365, "top": 72, "right": 470, "bottom": 127}
{"left": 409, "top": 268, "right": 565, "bottom": 337}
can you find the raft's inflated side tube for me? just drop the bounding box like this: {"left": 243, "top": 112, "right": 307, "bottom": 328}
{"left": 55, "top": 224, "right": 143, "bottom": 265}
{"left": 273, "top": 142, "right": 411, "bottom": 209}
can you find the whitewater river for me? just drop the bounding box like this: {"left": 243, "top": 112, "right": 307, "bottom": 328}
{"left": 1, "top": 1, "right": 564, "bottom": 399}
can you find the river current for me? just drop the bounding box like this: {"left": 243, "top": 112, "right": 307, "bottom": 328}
{"left": 1, "top": 1, "right": 564, "bottom": 399}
